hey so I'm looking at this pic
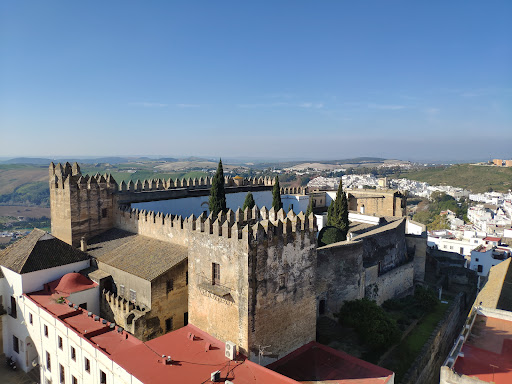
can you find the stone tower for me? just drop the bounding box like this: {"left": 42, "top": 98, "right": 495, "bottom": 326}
{"left": 49, "top": 162, "right": 117, "bottom": 247}
{"left": 187, "top": 207, "right": 318, "bottom": 365}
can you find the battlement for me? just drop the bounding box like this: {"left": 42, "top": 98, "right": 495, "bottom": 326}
{"left": 117, "top": 175, "right": 275, "bottom": 193}
{"left": 115, "top": 204, "right": 317, "bottom": 246}
{"left": 49, "top": 162, "right": 277, "bottom": 195}
{"left": 280, "top": 186, "right": 307, "bottom": 195}
{"left": 49, "top": 162, "right": 118, "bottom": 192}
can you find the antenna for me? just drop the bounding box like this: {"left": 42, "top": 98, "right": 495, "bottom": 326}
{"left": 258, "top": 345, "right": 271, "bottom": 365}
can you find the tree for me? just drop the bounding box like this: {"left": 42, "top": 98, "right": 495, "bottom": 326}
{"left": 242, "top": 191, "right": 255, "bottom": 211}
{"left": 305, "top": 195, "right": 314, "bottom": 217}
{"left": 335, "top": 298, "right": 401, "bottom": 350}
{"left": 272, "top": 176, "right": 282, "bottom": 211}
{"left": 327, "top": 179, "right": 349, "bottom": 240}
{"left": 209, "top": 159, "right": 226, "bottom": 217}
{"left": 318, "top": 226, "right": 344, "bottom": 247}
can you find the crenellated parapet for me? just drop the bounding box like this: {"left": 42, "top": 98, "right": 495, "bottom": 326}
{"left": 280, "top": 186, "right": 307, "bottom": 195}
{"left": 49, "top": 162, "right": 118, "bottom": 192}
{"left": 116, "top": 174, "right": 274, "bottom": 193}
{"left": 115, "top": 204, "right": 317, "bottom": 247}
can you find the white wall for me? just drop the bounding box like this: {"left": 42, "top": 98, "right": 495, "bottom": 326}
{"left": 469, "top": 248, "right": 506, "bottom": 277}
{"left": 133, "top": 190, "right": 273, "bottom": 217}
{"left": 281, "top": 194, "right": 309, "bottom": 214}
{"left": 68, "top": 286, "right": 100, "bottom": 316}
{"left": 0, "top": 260, "right": 91, "bottom": 372}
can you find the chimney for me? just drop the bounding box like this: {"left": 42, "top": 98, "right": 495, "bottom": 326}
{"left": 81, "top": 237, "right": 87, "bottom": 252}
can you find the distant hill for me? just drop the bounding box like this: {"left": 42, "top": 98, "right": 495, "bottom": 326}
{"left": 397, "top": 164, "right": 512, "bottom": 194}
{"left": 2, "top": 157, "right": 54, "bottom": 165}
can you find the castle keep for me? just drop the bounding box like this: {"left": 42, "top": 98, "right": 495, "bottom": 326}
{"left": 48, "top": 162, "right": 423, "bottom": 365}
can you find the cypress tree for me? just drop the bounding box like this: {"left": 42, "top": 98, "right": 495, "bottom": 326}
{"left": 272, "top": 176, "right": 283, "bottom": 211}
{"left": 305, "top": 195, "right": 314, "bottom": 217}
{"left": 209, "top": 159, "right": 227, "bottom": 217}
{"left": 242, "top": 191, "right": 256, "bottom": 211}
{"left": 327, "top": 179, "right": 349, "bottom": 240}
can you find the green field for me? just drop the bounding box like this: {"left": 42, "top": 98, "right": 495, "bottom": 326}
{"left": 397, "top": 164, "right": 512, "bottom": 193}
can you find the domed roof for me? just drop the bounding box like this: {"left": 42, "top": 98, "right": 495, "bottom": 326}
{"left": 49, "top": 272, "right": 97, "bottom": 294}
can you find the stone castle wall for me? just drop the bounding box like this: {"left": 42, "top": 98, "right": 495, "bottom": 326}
{"left": 402, "top": 293, "right": 468, "bottom": 384}
{"left": 187, "top": 209, "right": 318, "bottom": 363}
{"left": 316, "top": 241, "right": 365, "bottom": 318}
{"left": 49, "top": 162, "right": 117, "bottom": 247}
{"left": 406, "top": 234, "right": 427, "bottom": 283}
{"left": 365, "top": 261, "right": 415, "bottom": 305}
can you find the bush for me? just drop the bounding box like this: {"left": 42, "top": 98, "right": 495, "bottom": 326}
{"left": 414, "top": 286, "right": 438, "bottom": 311}
{"left": 336, "top": 298, "right": 401, "bottom": 350}
{"left": 318, "top": 226, "right": 345, "bottom": 247}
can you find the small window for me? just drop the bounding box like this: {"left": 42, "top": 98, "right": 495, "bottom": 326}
{"left": 477, "top": 265, "right": 483, "bottom": 273}
{"left": 13, "top": 335, "right": 19, "bottom": 354}
{"left": 72, "top": 376, "right": 77, "bottom": 384}
{"left": 119, "top": 285, "right": 125, "bottom": 297}
{"left": 79, "top": 302, "right": 87, "bottom": 310}
{"left": 29, "top": 312, "right": 33, "bottom": 324}
{"left": 44, "top": 324, "right": 49, "bottom": 337}
{"left": 166, "top": 279, "right": 174, "bottom": 293}
{"left": 58, "top": 336, "right": 63, "bottom": 350}
{"left": 279, "top": 274, "right": 286, "bottom": 289}
{"left": 165, "top": 317, "right": 173, "bottom": 332}
{"left": 100, "top": 370, "right": 107, "bottom": 384}
{"left": 475, "top": 258, "right": 479, "bottom": 262}
{"left": 212, "top": 262, "right": 220, "bottom": 285}
{"left": 10, "top": 296, "right": 17, "bottom": 318}
{"left": 60, "top": 364, "right": 65, "bottom": 384}
{"left": 184, "top": 312, "right": 188, "bottom": 326}
{"left": 129, "top": 289, "right": 136, "bottom": 302}
{"left": 84, "top": 358, "right": 90, "bottom": 373}
{"left": 71, "top": 346, "right": 76, "bottom": 361}
{"left": 450, "top": 246, "right": 453, "bottom": 250}
{"left": 102, "top": 208, "right": 107, "bottom": 218}
{"left": 319, "top": 300, "right": 326, "bottom": 315}
{"left": 46, "top": 351, "right": 51, "bottom": 371}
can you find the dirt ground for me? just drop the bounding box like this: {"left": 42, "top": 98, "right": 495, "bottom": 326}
{"left": 0, "top": 206, "right": 50, "bottom": 218}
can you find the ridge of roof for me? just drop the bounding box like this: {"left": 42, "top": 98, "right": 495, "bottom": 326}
{"left": 0, "top": 229, "right": 89, "bottom": 274}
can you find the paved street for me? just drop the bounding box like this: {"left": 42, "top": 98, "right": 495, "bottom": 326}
{"left": 0, "top": 355, "right": 39, "bottom": 384}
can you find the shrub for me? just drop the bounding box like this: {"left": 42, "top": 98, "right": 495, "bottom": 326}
{"left": 336, "top": 298, "right": 401, "bottom": 350}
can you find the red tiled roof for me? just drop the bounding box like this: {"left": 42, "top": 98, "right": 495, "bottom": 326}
{"left": 484, "top": 237, "right": 501, "bottom": 242}
{"left": 453, "top": 316, "right": 512, "bottom": 384}
{"left": 112, "top": 324, "right": 300, "bottom": 384}
{"left": 267, "top": 341, "right": 394, "bottom": 384}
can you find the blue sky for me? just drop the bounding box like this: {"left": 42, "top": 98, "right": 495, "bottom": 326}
{"left": 1, "top": 1, "right": 511, "bottom": 161}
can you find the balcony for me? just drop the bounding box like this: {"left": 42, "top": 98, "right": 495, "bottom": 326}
{"left": 197, "top": 275, "right": 234, "bottom": 303}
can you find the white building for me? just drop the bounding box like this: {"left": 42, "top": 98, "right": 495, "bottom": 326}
{"left": 0, "top": 229, "right": 92, "bottom": 372}
{"left": 469, "top": 245, "right": 511, "bottom": 278}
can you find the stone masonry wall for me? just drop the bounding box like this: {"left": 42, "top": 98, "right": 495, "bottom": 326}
{"left": 188, "top": 230, "right": 250, "bottom": 355}
{"left": 361, "top": 219, "right": 408, "bottom": 273}
{"left": 365, "top": 261, "right": 415, "bottom": 305}
{"left": 401, "top": 293, "right": 468, "bottom": 384}
{"left": 249, "top": 227, "right": 317, "bottom": 365}
{"left": 316, "top": 240, "right": 365, "bottom": 318}
{"left": 50, "top": 162, "right": 116, "bottom": 247}
{"left": 348, "top": 189, "right": 406, "bottom": 217}
{"left": 406, "top": 235, "right": 427, "bottom": 283}
{"left": 151, "top": 259, "right": 188, "bottom": 338}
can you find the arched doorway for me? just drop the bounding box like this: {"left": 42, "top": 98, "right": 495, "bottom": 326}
{"left": 25, "top": 336, "right": 38, "bottom": 370}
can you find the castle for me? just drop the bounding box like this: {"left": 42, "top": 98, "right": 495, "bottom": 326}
{"left": 48, "top": 161, "right": 425, "bottom": 365}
